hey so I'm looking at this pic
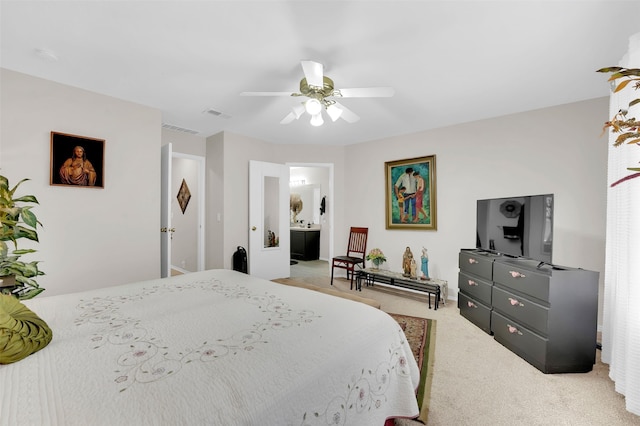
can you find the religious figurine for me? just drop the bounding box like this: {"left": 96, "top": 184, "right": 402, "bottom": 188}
{"left": 410, "top": 258, "right": 417, "bottom": 279}
{"left": 402, "top": 246, "right": 413, "bottom": 277}
{"left": 267, "top": 230, "right": 277, "bottom": 247}
{"left": 421, "top": 247, "right": 430, "bottom": 280}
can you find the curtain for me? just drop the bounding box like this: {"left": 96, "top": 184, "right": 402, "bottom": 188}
{"left": 601, "top": 32, "right": 640, "bottom": 416}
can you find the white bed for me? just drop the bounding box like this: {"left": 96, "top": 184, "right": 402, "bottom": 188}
{"left": 1, "top": 269, "right": 420, "bottom": 425}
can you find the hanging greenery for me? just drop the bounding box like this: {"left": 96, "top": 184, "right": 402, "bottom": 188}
{"left": 597, "top": 67, "right": 640, "bottom": 186}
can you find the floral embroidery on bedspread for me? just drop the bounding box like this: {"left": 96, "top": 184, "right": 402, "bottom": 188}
{"left": 296, "top": 327, "right": 413, "bottom": 426}
{"left": 73, "top": 278, "right": 319, "bottom": 392}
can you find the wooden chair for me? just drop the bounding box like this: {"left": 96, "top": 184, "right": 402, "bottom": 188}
{"left": 331, "top": 227, "right": 368, "bottom": 290}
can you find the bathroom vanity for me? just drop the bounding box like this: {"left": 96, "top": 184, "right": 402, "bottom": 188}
{"left": 290, "top": 228, "right": 320, "bottom": 261}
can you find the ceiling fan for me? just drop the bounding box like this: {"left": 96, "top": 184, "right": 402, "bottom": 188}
{"left": 240, "top": 60, "right": 395, "bottom": 126}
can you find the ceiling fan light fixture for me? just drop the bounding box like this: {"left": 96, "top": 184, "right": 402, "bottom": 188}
{"left": 326, "top": 104, "right": 343, "bottom": 122}
{"left": 241, "top": 60, "right": 393, "bottom": 126}
{"left": 310, "top": 113, "right": 324, "bottom": 127}
{"left": 304, "top": 98, "right": 322, "bottom": 115}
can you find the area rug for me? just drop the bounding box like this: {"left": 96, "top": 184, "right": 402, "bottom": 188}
{"left": 388, "top": 313, "right": 437, "bottom": 424}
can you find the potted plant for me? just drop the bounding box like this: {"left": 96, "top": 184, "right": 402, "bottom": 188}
{"left": 0, "top": 175, "right": 45, "bottom": 299}
{"left": 597, "top": 67, "right": 640, "bottom": 186}
{"left": 366, "top": 248, "right": 386, "bottom": 270}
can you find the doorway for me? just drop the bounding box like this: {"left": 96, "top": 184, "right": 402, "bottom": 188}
{"left": 160, "top": 143, "right": 205, "bottom": 278}
{"left": 171, "top": 153, "right": 205, "bottom": 273}
{"left": 288, "top": 163, "right": 333, "bottom": 278}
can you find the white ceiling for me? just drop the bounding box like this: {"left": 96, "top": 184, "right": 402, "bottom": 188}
{"left": 1, "top": 1, "right": 638, "bottom": 146}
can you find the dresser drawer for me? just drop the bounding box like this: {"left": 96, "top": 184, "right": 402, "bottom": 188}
{"left": 492, "top": 261, "right": 550, "bottom": 302}
{"left": 492, "top": 311, "right": 548, "bottom": 371}
{"left": 458, "top": 251, "right": 494, "bottom": 280}
{"left": 458, "top": 271, "right": 492, "bottom": 306}
{"left": 458, "top": 293, "right": 492, "bottom": 335}
{"left": 492, "top": 286, "right": 549, "bottom": 336}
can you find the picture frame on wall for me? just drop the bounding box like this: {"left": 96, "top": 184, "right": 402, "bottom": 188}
{"left": 385, "top": 155, "right": 437, "bottom": 230}
{"left": 177, "top": 178, "right": 192, "bottom": 214}
{"left": 50, "top": 131, "right": 105, "bottom": 188}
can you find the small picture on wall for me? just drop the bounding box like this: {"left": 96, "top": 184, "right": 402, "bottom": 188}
{"left": 385, "top": 155, "right": 437, "bottom": 230}
{"left": 177, "top": 178, "right": 191, "bottom": 214}
{"left": 50, "top": 131, "right": 105, "bottom": 188}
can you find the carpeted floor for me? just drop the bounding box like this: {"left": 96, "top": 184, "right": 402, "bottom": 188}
{"left": 279, "top": 267, "right": 640, "bottom": 425}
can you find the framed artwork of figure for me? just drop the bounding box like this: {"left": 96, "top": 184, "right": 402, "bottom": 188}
{"left": 50, "top": 132, "right": 105, "bottom": 188}
{"left": 385, "top": 155, "right": 437, "bottom": 230}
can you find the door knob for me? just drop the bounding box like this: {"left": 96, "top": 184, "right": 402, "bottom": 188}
{"left": 251, "top": 226, "right": 257, "bottom": 231}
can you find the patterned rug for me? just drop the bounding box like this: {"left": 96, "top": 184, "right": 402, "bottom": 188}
{"left": 388, "top": 313, "right": 436, "bottom": 424}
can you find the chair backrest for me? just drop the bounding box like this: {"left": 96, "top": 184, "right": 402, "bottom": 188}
{"left": 346, "top": 227, "right": 368, "bottom": 259}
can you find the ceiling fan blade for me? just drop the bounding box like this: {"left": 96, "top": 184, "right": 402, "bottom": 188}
{"left": 333, "top": 101, "right": 360, "bottom": 123}
{"left": 301, "top": 60, "right": 324, "bottom": 88}
{"left": 280, "top": 104, "right": 306, "bottom": 124}
{"left": 292, "top": 103, "right": 305, "bottom": 118}
{"left": 336, "top": 87, "right": 395, "bottom": 98}
{"left": 240, "top": 91, "right": 294, "bottom": 97}
{"left": 280, "top": 112, "right": 297, "bottom": 124}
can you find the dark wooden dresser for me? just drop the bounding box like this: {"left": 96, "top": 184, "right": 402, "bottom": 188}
{"left": 458, "top": 249, "right": 599, "bottom": 373}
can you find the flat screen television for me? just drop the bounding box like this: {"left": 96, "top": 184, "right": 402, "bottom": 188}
{"left": 476, "top": 194, "right": 554, "bottom": 264}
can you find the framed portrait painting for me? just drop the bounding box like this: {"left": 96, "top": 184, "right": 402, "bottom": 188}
{"left": 385, "top": 155, "right": 437, "bottom": 230}
{"left": 50, "top": 132, "right": 105, "bottom": 188}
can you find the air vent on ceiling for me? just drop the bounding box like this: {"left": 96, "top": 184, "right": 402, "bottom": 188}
{"left": 162, "top": 123, "right": 200, "bottom": 135}
{"left": 204, "top": 108, "right": 231, "bottom": 119}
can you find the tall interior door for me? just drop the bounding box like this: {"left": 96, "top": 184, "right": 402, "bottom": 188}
{"left": 248, "top": 160, "right": 290, "bottom": 280}
{"left": 160, "top": 143, "right": 172, "bottom": 278}
{"left": 171, "top": 153, "right": 205, "bottom": 273}
{"left": 161, "top": 144, "right": 205, "bottom": 278}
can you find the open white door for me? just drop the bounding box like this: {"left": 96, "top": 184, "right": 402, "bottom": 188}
{"left": 171, "top": 153, "right": 206, "bottom": 273}
{"left": 160, "top": 143, "right": 172, "bottom": 278}
{"left": 248, "top": 160, "right": 290, "bottom": 280}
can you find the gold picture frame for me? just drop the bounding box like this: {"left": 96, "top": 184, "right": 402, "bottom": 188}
{"left": 385, "top": 155, "right": 437, "bottom": 230}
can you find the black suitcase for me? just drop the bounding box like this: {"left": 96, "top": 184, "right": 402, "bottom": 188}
{"left": 232, "top": 246, "right": 248, "bottom": 274}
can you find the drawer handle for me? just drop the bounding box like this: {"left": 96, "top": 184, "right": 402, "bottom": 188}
{"left": 467, "top": 301, "right": 477, "bottom": 308}
{"left": 508, "top": 297, "right": 524, "bottom": 307}
{"left": 509, "top": 270, "right": 526, "bottom": 278}
{"left": 468, "top": 258, "right": 479, "bottom": 264}
{"left": 467, "top": 279, "right": 478, "bottom": 286}
{"left": 507, "top": 324, "right": 523, "bottom": 335}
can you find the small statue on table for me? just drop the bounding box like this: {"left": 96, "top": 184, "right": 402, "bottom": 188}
{"left": 410, "top": 258, "right": 417, "bottom": 279}
{"left": 421, "top": 247, "right": 430, "bottom": 280}
{"left": 402, "top": 246, "right": 413, "bottom": 277}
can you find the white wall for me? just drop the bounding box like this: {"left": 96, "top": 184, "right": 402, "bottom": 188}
{"left": 161, "top": 128, "right": 206, "bottom": 156}
{"left": 0, "top": 69, "right": 161, "bottom": 296}
{"left": 205, "top": 132, "right": 224, "bottom": 269}
{"left": 210, "top": 132, "right": 346, "bottom": 270}
{"left": 343, "top": 97, "right": 608, "bottom": 324}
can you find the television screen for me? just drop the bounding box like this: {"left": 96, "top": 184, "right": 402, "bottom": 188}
{"left": 476, "top": 194, "right": 554, "bottom": 264}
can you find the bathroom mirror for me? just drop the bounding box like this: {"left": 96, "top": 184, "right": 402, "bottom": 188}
{"left": 290, "top": 184, "right": 320, "bottom": 225}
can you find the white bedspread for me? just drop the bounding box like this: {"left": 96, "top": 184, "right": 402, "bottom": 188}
{"left": 0, "top": 269, "right": 419, "bottom": 425}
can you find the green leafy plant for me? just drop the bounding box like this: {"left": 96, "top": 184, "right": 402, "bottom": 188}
{"left": 597, "top": 67, "right": 640, "bottom": 186}
{"left": 0, "top": 175, "right": 45, "bottom": 299}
